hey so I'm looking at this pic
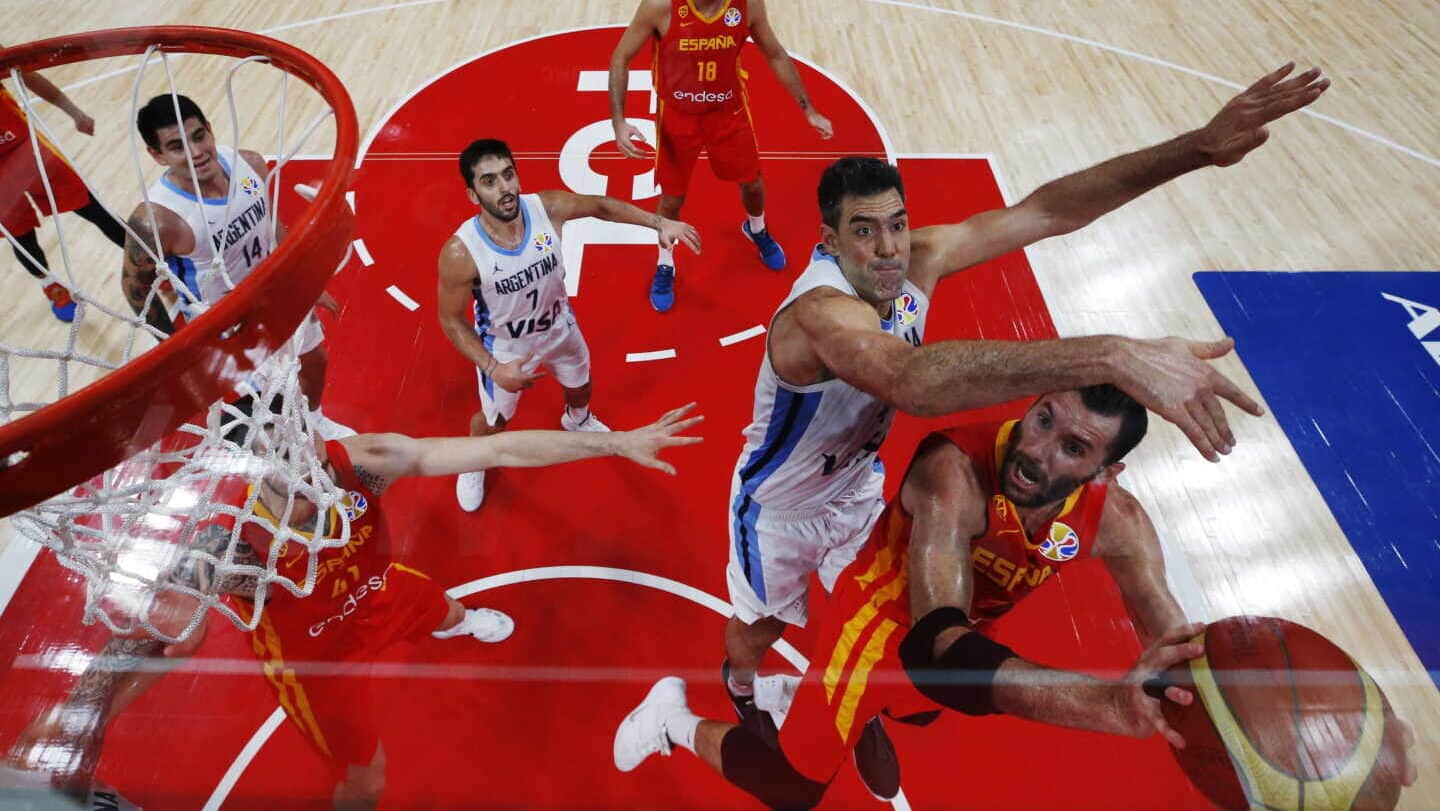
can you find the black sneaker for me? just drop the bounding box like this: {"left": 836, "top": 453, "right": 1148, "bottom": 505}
{"left": 854, "top": 716, "right": 900, "bottom": 800}
{"left": 721, "top": 659, "right": 779, "bottom": 748}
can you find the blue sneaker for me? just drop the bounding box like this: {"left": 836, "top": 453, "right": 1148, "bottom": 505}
{"left": 650, "top": 264, "right": 676, "bottom": 312}
{"left": 43, "top": 282, "right": 77, "bottom": 323}
{"left": 742, "top": 221, "right": 786, "bottom": 271}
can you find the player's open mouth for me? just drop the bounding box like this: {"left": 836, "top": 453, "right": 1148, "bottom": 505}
{"left": 1011, "top": 459, "right": 1041, "bottom": 490}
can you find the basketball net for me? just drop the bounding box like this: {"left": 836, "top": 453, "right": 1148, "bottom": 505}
{"left": 0, "top": 29, "right": 358, "bottom": 641}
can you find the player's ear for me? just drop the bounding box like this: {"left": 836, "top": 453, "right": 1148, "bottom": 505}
{"left": 465, "top": 187, "right": 480, "bottom": 206}
{"left": 1094, "top": 461, "right": 1125, "bottom": 484}
{"left": 820, "top": 223, "right": 839, "bottom": 254}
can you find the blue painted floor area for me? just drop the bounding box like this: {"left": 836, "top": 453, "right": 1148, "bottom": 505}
{"left": 1195, "top": 271, "right": 1440, "bottom": 684}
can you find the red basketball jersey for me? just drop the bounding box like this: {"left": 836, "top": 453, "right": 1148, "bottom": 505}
{"left": 653, "top": 0, "right": 750, "bottom": 113}
{"left": 246, "top": 440, "right": 414, "bottom": 645}
{"left": 1, "top": 85, "right": 32, "bottom": 154}
{"left": 848, "top": 419, "right": 1109, "bottom": 628}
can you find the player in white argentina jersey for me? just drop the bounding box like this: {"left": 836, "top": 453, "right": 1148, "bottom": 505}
{"left": 437, "top": 139, "right": 701, "bottom": 511}
{"left": 119, "top": 94, "right": 348, "bottom": 438}
{"left": 724, "top": 62, "right": 1327, "bottom": 799}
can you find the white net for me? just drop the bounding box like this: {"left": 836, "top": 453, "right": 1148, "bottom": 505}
{"left": 0, "top": 34, "right": 355, "bottom": 640}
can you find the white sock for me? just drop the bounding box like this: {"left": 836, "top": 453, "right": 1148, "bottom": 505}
{"left": 727, "top": 673, "right": 754, "bottom": 697}
{"left": 747, "top": 213, "right": 766, "bottom": 233}
{"left": 657, "top": 245, "right": 674, "bottom": 266}
{"left": 663, "top": 708, "right": 701, "bottom": 754}
{"left": 567, "top": 405, "right": 590, "bottom": 424}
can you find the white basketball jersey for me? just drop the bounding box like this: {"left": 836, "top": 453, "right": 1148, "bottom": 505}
{"left": 732, "top": 246, "right": 929, "bottom": 511}
{"left": 146, "top": 146, "right": 272, "bottom": 308}
{"left": 455, "top": 194, "right": 571, "bottom": 356}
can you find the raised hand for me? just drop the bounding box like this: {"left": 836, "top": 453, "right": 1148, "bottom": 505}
{"left": 613, "top": 119, "right": 651, "bottom": 160}
{"left": 491, "top": 353, "right": 546, "bottom": 393}
{"left": 1112, "top": 336, "right": 1265, "bottom": 461}
{"left": 614, "top": 402, "right": 704, "bottom": 475}
{"left": 806, "top": 107, "right": 834, "bottom": 140}
{"left": 1197, "top": 63, "right": 1330, "bottom": 167}
{"left": 658, "top": 218, "right": 702, "bottom": 255}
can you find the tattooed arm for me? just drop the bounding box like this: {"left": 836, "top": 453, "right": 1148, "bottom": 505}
{"left": 120, "top": 202, "right": 189, "bottom": 335}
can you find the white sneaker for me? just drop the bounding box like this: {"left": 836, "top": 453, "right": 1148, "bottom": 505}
{"left": 614, "top": 676, "right": 688, "bottom": 772}
{"left": 433, "top": 607, "right": 514, "bottom": 643}
{"left": 311, "top": 409, "right": 358, "bottom": 440}
{"left": 561, "top": 409, "right": 610, "bottom": 432}
{"left": 456, "top": 470, "right": 485, "bottom": 511}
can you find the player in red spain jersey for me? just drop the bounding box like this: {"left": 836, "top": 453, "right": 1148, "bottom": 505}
{"left": 609, "top": 0, "right": 833, "bottom": 312}
{"left": 1, "top": 43, "right": 126, "bottom": 322}
{"left": 614, "top": 386, "right": 1419, "bottom": 807}
{"left": 13, "top": 404, "right": 702, "bottom": 810}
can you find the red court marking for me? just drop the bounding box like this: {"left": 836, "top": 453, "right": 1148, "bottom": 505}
{"left": 0, "top": 28, "right": 1216, "bottom": 810}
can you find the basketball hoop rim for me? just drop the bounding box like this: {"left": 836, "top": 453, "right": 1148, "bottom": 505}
{"left": 0, "top": 27, "right": 359, "bottom": 516}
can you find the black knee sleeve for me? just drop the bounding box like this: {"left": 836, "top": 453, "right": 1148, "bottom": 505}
{"left": 10, "top": 230, "right": 47, "bottom": 278}
{"left": 74, "top": 194, "right": 127, "bottom": 247}
{"left": 898, "top": 607, "right": 1017, "bottom": 716}
{"left": 720, "top": 726, "right": 828, "bottom": 811}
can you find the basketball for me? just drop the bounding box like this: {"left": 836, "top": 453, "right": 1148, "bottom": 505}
{"left": 1161, "top": 616, "right": 1408, "bottom": 811}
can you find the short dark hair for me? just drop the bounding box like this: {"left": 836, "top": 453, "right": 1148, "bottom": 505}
{"left": 136, "top": 94, "right": 208, "bottom": 151}
{"left": 459, "top": 139, "right": 514, "bottom": 187}
{"left": 817, "top": 157, "right": 905, "bottom": 229}
{"left": 1077, "top": 384, "right": 1148, "bottom": 465}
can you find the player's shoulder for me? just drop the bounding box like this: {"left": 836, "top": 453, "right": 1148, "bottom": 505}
{"left": 237, "top": 148, "right": 268, "bottom": 176}
{"left": 438, "top": 232, "right": 476, "bottom": 270}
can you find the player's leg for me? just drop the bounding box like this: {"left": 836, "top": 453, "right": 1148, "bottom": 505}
{"left": 708, "top": 105, "right": 783, "bottom": 270}
{"left": 813, "top": 487, "right": 901, "bottom": 800}
{"left": 332, "top": 744, "right": 385, "bottom": 811}
{"left": 69, "top": 193, "right": 126, "bottom": 248}
{"left": 651, "top": 109, "right": 702, "bottom": 312}
{"left": 615, "top": 678, "right": 831, "bottom": 809}
{"left": 295, "top": 318, "right": 355, "bottom": 439}
{"left": 3, "top": 151, "right": 74, "bottom": 321}
{"left": 550, "top": 320, "right": 609, "bottom": 431}
{"left": 431, "top": 594, "right": 514, "bottom": 643}
{"left": 458, "top": 360, "right": 518, "bottom": 510}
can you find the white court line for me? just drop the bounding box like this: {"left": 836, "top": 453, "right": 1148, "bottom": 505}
{"left": 625, "top": 349, "right": 677, "bottom": 363}
{"left": 353, "top": 238, "right": 374, "bottom": 267}
{"left": 345, "top": 190, "right": 356, "bottom": 213}
{"left": 60, "top": 0, "right": 447, "bottom": 93}
{"left": 866, "top": 0, "right": 1440, "bottom": 169}
{"left": 385, "top": 285, "right": 418, "bottom": 311}
{"left": 201, "top": 706, "right": 285, "bottom": 811}
{"left": 719, "top": 325, "right": 766, "bottom": 347}
{"left": 202, "top": 566, "right": 908, "bottom": 809}
{"left": 0, "top": 528, "right": 42, "bottom": 620}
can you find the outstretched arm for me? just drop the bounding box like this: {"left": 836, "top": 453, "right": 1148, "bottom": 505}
{"left": 909, "top": 63, "right": 1330, "bottom": 288}
{"left": 609, "top": 0, "right": 668, "bottom": 159}
{"left": 1093, "top": 485, "right": 1187, "bottom": 647}
{"left": 339, "top": 403, "right": 704, "bottom": 489}
{"left": 747, "top": 0, "right": 832, "bottom": 139}
{"left": 794, "top": 289, "right": 1262, "bottom": 460}
{"left": 538, "top": 190, "right": 701, "bottom": 254}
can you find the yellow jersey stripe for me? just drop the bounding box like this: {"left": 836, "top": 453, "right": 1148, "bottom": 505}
{"left": 834, "top": 619, "right": 900, "bottom": 743}
{"left": 823, "top": 566, "right": 908, "bottom": 702}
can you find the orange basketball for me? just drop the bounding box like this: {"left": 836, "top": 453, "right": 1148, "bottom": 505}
{"left": 1161, "top": 615, "right": 1407, "bottom": 811}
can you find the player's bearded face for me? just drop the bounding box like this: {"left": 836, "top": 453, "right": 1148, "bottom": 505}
{"left": 469, "top": 156, "right": 522, "bottom": 222}
{"left": 1001, "top": 395, "right": 1118, "bottom": 508}
{"left": 826, "top": 190, "right": 910, "bottom": 304}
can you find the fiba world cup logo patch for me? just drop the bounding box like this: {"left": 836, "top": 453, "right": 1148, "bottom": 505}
{"left": 724, "top": 7, "right": 743, "bottom": 26}
{"left": 341, "top": 490, "right": 369, "bottom": 521}
{"left": 239, "top": 176, "right": 261, "bottom": 197}
{"left": 1038, "top": 521, "right": 1080, "bottom": 562}
{"left": 533, "top": 232, "right": 554, "bottom": 252}
{"left": 895, "top": 292, "right": 920, "bottom": 326}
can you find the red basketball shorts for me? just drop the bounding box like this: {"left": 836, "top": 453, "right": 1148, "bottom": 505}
{"left": 237, "top": 562, "right": 451, "bottom": 778}
{"left": 0, "top": 137, "right": 89, "bottom": 234}
{"left": 654, "top": 101, "right": 761, "bottom": 197}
